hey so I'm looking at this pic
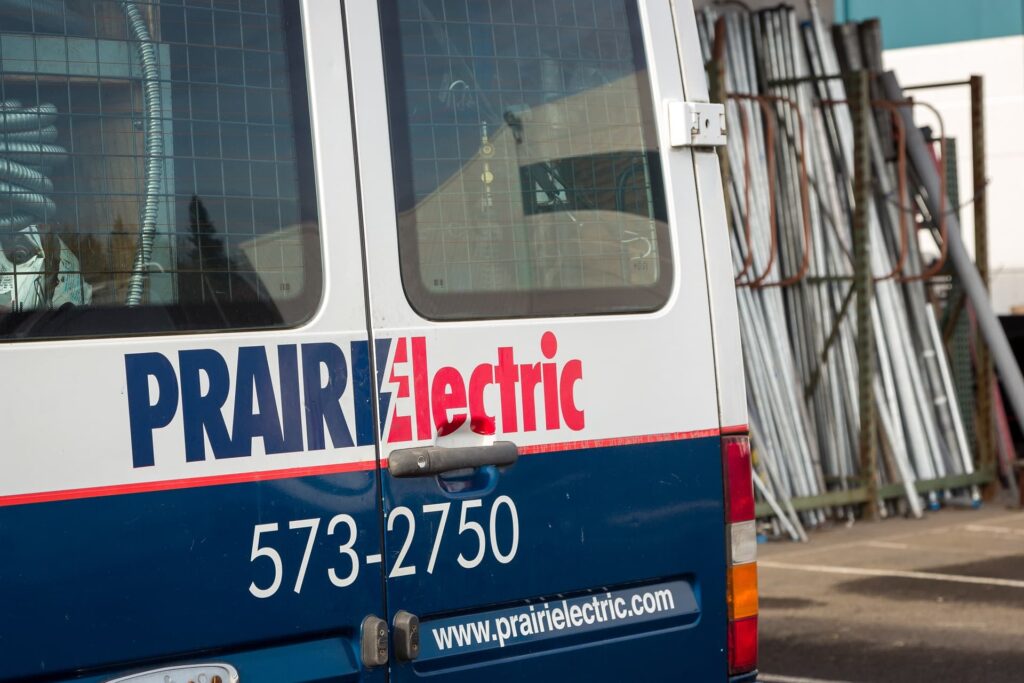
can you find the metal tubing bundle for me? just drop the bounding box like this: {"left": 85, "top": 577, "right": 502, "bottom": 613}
{"left": 0, "top": 101, "right": 65, "bottom": 234}
{"left": 698, "top": 4, "right": 984, "bottom": 534}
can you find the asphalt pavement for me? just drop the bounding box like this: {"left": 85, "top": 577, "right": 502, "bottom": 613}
{"left": 757, "top": 504, "right": 1024, "bottom": 683}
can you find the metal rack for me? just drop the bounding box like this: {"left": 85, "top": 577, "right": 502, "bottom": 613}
{"left": 697, "top": 5, "right": 1019, "bottom": 534}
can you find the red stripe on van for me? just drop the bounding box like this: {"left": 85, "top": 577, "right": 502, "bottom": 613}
{"left": 720, "top": 424, "right": 749, "bottom": 436}
{"left": 519, "top": 428, "right": 721, "bottom": 455}
{"left": 0, "top": 427, "right": 728, "bottom": 507}
{"left": 0, "top": 460, "right": 378, "bottom": 508}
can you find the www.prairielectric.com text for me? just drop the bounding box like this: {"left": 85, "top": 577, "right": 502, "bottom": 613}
{"left": 431, "top": 588, "right": 677, "bottom": 651}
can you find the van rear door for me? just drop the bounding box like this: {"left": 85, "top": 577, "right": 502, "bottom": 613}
{"left": 346, "top": 1, "right": 731, "bottom": 679}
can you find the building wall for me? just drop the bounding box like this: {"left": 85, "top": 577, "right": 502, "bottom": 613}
{"left": 837, "top": 0, "right": 1024, "bottom": 48}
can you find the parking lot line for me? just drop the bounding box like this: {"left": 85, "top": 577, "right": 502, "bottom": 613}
{"left": 759, "top": 560, "right": 1024, "bottom": 589}
{"left": 862, "top": 540, "right": 910, "bottom": 550}
{"left": 965, "top": 524, "right": 1024, "bottom": 536}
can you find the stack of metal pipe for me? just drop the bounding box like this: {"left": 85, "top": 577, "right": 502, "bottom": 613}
{"left": 697, "top": 4, "right": 979, "bottom": 538}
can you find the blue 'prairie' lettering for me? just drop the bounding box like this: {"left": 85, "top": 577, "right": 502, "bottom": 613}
{"left": 125, "top": 352, "right": 179, "bottom": 468}
{"left": 180, "top": 349, "right": 234, "bottom": 461}
{"left": 301, "top": 343, "right": 353, "bottom": 451}
{"left": 232, "top": 346, "right": 303, "bottom": 457}
{"left": 125, "top": 343, "right": 370, "bottom": 468}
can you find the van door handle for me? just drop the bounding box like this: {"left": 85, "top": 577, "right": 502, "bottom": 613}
{"left": 388, "top": 442, "right": 518, "bottom": 478}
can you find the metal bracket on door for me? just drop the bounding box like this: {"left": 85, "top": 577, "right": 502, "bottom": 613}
{"left": 667, "top": 101, "right": 727, "bottom": 147}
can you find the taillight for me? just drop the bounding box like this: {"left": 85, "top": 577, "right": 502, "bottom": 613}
{"left": 728, "top": 562, "right": 758, "bottom": 620}
{"left": 728, "top": 615, "right": 758, "bottom": 673}
{"left": 723, "top": 434, "right": 758, "bottom": 676}
{"left": 725, "top": 435, "right": 755, "bottom": 523}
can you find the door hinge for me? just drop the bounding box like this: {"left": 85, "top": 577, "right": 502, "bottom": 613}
{"left": 361, "top": 615, "right": 389, "bottom": 668}
{"left": 393, "top": 610, "right": 421, "bottom": 661}
{"left": 667, "top": 101, "right": 727, "bottom": 147}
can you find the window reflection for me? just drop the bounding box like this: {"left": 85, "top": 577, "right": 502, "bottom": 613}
{"left": 0, "top": 0, "right": 319, "bottom": 337}
{"left": 384, "top": 0, "right": 670, "bottom": 318}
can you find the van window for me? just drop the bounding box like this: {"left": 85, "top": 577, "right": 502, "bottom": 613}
{"left": 0, "top": 0, "right": 320, "bottom": 339}
{"left": 380, "top": 0, "right": 671, "bottom": 320}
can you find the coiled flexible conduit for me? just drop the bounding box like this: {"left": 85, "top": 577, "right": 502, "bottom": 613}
{"left": 123, "top": 0, "right": 163, "bottom": 306}
{"left": 0, "top": 2, "right": 162, "bottom": 306}
{"left": 0, "top": 100, "right": 66, "bottom": 251}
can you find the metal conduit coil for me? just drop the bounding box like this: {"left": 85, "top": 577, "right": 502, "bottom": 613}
{"left": 123, "top": 0, "right": 164, "bottom": 307}
{"left": 1, "top": 2, "right": 162, "bottom": 306}
{"left": 0, "top": 100, "right": 67, "bottom": 262}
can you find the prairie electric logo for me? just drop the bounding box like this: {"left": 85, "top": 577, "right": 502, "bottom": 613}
{"left": 125, "top": 333, "right": 584, "bottom": 468}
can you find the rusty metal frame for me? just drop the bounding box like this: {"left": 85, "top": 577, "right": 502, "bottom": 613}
{"left": 729, "top": 101, "right": 756, "bottom": 284}
{"left": 729, "top": 93, "right": 813, "bottom": 289}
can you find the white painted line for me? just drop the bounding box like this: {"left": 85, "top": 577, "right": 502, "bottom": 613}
{"left": 760, "top": 675, "right": 855, "bottom": 683}
{"left": 758, "top": 525, "right": 948, "bottom": 561}
{"left": 761, "top": 513, "right": 1024, "bottom": 561}
{"left": 759, "top": 560, "right": 1024, "bottom": 589}
{"left": 365, "top": 554, "right": 382, "bottom": 564}
{"left": 965, "top": 524, "right": 1024, "bottom": 537}
{"left": 863, "top": 540, "right": 910, "bottom": 550}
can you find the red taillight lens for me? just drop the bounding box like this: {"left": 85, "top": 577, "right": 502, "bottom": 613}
{"left": 728, "top": 615, "right": 758, "bottom": 674}
{"left": 724, "top": 435, "right": 755, "bottom": 523}
{"left": 724, "top": 432, "right": 758, "bottom": 675}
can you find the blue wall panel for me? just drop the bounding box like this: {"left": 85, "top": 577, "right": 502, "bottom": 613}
{"left": 837, "top": 0, "right": 1024, "bottom": 48}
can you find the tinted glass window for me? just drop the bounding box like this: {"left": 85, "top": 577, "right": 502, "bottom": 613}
{"left": 380, "top": 0, "right": 671, "bottom": 320}
{"left": 0, "top": 0, "right": 320, "bottom": 339}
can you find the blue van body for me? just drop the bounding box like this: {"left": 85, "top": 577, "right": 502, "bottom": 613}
{"left": 1, "top": 437, "right": 727, "bottom": 681}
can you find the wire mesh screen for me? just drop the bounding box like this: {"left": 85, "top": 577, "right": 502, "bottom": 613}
{"left": 0, "top": 0, "right": 319, "bottom": 334}
{"left": 382, "top": 0, "right": 670, "bottom": 318}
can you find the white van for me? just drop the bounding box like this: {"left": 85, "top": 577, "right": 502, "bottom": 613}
{"left": 0, "top": 1, "right": 756, "bottom": 681}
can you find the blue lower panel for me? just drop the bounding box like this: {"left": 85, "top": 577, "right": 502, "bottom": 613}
{"left": 0, "top": 470, "right": 384, "bottom": 682}
{"left": 385, "top": 436, "right": 729, "bottom": 682}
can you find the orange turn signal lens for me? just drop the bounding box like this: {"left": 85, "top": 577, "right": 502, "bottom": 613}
{"left": 727, "top": 561, "right": 759, "bottom": 621}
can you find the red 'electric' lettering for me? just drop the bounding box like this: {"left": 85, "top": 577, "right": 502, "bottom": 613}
{"left": 384, "top": 332, "right": 584, "bottom": 442}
